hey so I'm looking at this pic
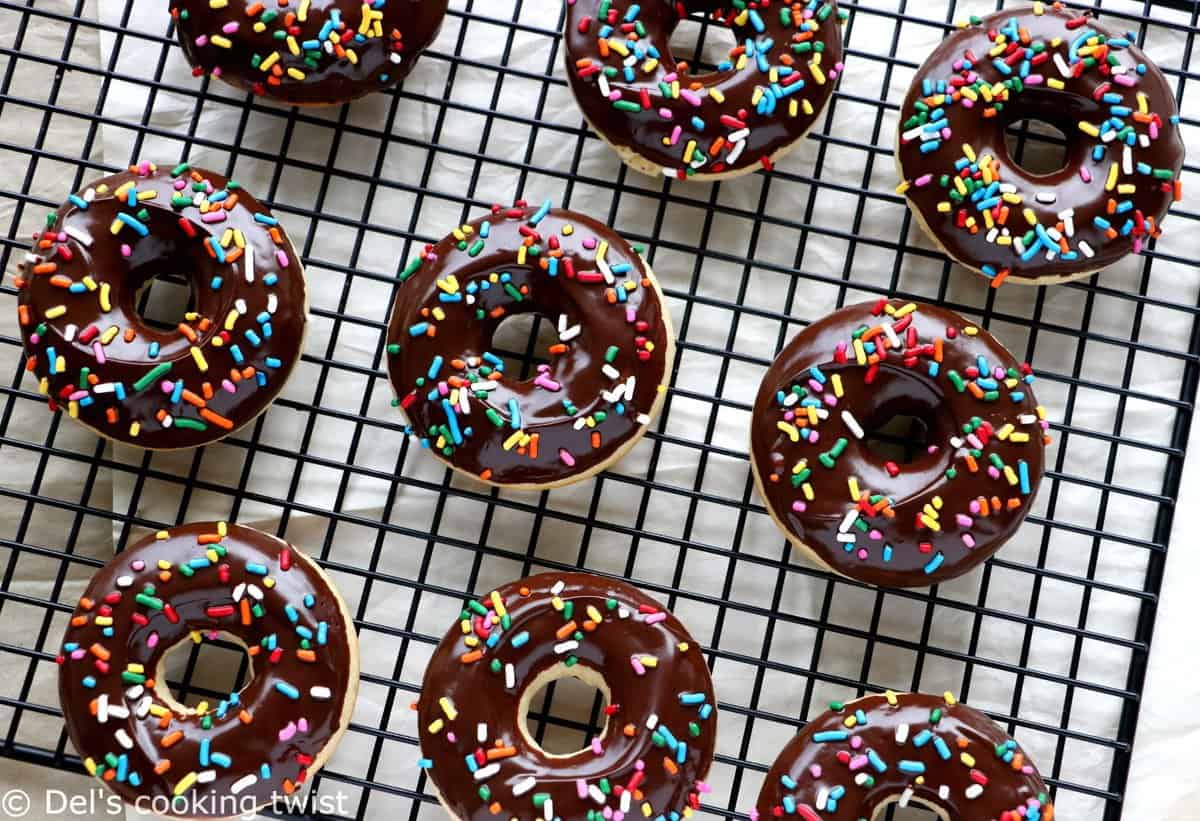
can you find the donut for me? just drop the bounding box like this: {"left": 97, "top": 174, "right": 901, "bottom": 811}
{"left": 896, "top": 4, "right": 1185, "bottom": 286}
{"left": 385, "top": 201, "right": 674, "bottom": 488}
{"left": 753, "top": 692, "right": 1054, "bottom": 820}
{"left": 170, "top": 0, "right": 448, "bottom": 105}
{"left": 57, "top": 522, "right": 359, "bottom": 817}
{"left": 417, "top": 572, "right": 716, "bottom": 821}
{"left": 564, "top": 1, "right": 847, "bottom": 180}
{"left": 749, "top": 300, "right": 1050, "bottom": 588}
{"left": 14, "top": 162, "right": 307, "bottom": 449}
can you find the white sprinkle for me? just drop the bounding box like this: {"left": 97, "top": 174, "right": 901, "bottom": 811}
{"left": 895, "top": 723, "right": 909, "bottom": 744}
{"left": 232, "top": 582, "right": 246, "bottom": 602}
{"left": 1123, "top": 144, "right": 1133, "bottom": 176}
{"left": 267, "top": 292, "right": 278, "bottom": 314}
{"left": 125, "top": 685, "right": 144, "bottom": 700}
{"left": 602, "top": 364, "right": 620, "bottom": 381}
{"left": 1080, "top": 241, "right": 1095, "bottom": 258}
{"left": 1035, "top": 191, "right": 1057, "bottom": 204}
{"left": 513, "top": 777, "right": 537, "bottom": 797}
{"left": 474, "top": 763, "right": 500, "bottom": 781}
{"left": 65, "top": 226, "right": 93, "bottom": 247}
{"left": 310, "top": 686, "right": 332, "bottom": 701}
{"left": 620, "top": 790, "right": 632, "bottom": 813}
{"left": 196, "top": 770, "right": 217, "bottom": 784}
{"left": 63, "top": 324, "right": 77, "bottom": 342}
{"left": 554, "top": 640, "right": 579, "bottom": 655}
{"left": 543, "top": 798, "right": 554, "bottom": 821}
{"left": 560, "top": 324, "right": 582, "bottom": 342}
{"left": 727, "top": 139, "right": 747, "bottom": 165}
{"left": 97, "top": 694, "right": 109, "bottom": 723}
{"left": 235, "top": 298, "right": 248, "bottom": 315}
{"left": 645, "top": 713, "right": 659, "bottom": 730}
{"left": 247, "top": 584, "right": 264, "bottom": 601}
{"left": 244, "top": 244, "right": 255, "bottom": 283}
{"left": 589, "top": 785, "right": 607, "bottom": 805}
{"left": 899, "top": 787, "right": 914, "bottom": 807}
{"left": 938, "top": 785, "right": 950, "bottom": 800}
{"left": 854, "top": 772, "right": 871, "bottom": 786}
{"left": 135, "top": 696, "right": 152, "bottom": 719}
{"left": 835, "top": 533, "right": 856, "bottom": 543}
{"left": 965, "top": 784, "right": 984, "bottom": 800}
{"left": 551, "top": 580, "right": 565, "bottom": 596}
{"left": 728, "top": 128, "right": 750, "bottom": 143}
{"left": 505, "top": 663, "right": 515, "bottom": 690}
{"left": 1054, "top": 53, "right": 1071, "bottom": 77}
{"left": 816, "top": 787, "right": 830, "bottom": 811}
{"left": 231, "top": 774, "right": 257, "bottom": 794}
{"left": 838, "top": 509, "right": 859, "bottom": 533}
{"left": 841, "top": 410, "right": 864, "bottom": 439}
{"left": 115, "top": 575, "right": 133, "bottom": 588}
{"left": 115, "top": 729, "right": 134, "bottom": 749}
{"left": 597, "top": 255, "right": 614, "bottom": 285}
{"left": 636, "top": 413, "right": 651, "bottom": 425}
{"left": 477, "top": 723, "right": 488, "bottom": 743}
{"left": 106, "top": 704, "right": 129, "bottom": 720}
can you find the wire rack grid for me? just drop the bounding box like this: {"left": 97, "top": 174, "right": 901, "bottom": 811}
{"left": 1, "top": 0, "right": 1199, "bottom": 819}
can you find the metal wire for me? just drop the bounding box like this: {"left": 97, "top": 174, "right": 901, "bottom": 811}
{"left": 0, "top": 0, "right": 1197, "bottom": 819}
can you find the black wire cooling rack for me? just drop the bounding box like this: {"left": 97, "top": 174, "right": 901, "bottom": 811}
{"left": 1, "top": 0, "right": 1199, "bottom": 819}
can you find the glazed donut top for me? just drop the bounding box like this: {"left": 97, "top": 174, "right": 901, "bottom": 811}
{"left": 385, "top": 202, "right": 672, "bottom": 487}
{"left": 564, "top": 0, "right": 847, "bottom": 178}
{"left": 57, "top": 522, "right": 357, "bottom": 816}
{"left": 751, "top": 300, "right": 1049, "bottom": 587}
{"left": 171, "top": 0, "right": 447, "bottom": 105}
{"left": 754, "top": 692, "right": 1054, "bottom": 820}
{"left": 14, "top": 163, "right": 306, "bottom": 449}
{"left": 417, "top": 572, "right": 717, "bottom": 821}
{"left": 896, "top": 4, "right": 1185, "bottom": 284}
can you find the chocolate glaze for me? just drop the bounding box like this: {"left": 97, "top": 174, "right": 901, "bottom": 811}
{"left": 385, "top": 204, "right": 673, "bottom": 487}
{"left": 15, "top": 164, "right": 306, "bottom": 450}
{"left": 171, "top": 0, "right": 447, "bottom": 106}
{"left": 897, "top": 5, "right": 1185, "bottom": 283}
{"left": 57, "top": 522, "right": 358, "bottom": 817}
{"left": 564, "top": 1, "right": 845, "bottom": 178}
{"left": 750, "top": 300, "right": 1048, "bottom": 588}
{"left": 418, "top": 572, "right": 716, "bottom": 821}
{"left": 755, "top": 692, "right": 1054, "bottom": 820}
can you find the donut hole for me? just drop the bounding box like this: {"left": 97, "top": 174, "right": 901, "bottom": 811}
{"left": 872, "top": 799, "right": 945, "bottom": 820}
{"left": 518, "top": 663, "right": 610, "bottom": 757}
{"left": 154, "top": 631, "right": 253, "bottom": 714}
{"left": 1004, "top": 118, "right": 1071, "bottom": 177}
{"left": 492, "top": 312, "right": 559, "bottom": 381}
{"left": 862, "top": 412, "right": 932, "bottom": 465}
{"left": 667, "top": 10, "right": 740, "bottom": 76}
{"left": 131, "top": 271, "right": 197, "bottom": 331}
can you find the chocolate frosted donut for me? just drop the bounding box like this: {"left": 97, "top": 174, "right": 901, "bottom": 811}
{"left": 57, "top": 522, "right": 359, "bottom": 817}
{"left": 754, "top": 692, "right": 1054, "bottom": 820}
{"left": 896, "top": 4, "right": 1185, "bottom": 286}
{"left": 564, "top": 1, "right": 847, "bottom": 180}
{"left": 14, "top": 162, "right": 306, "bottom": 449}
{"left": 385, "top": 201, "right": 674, "bottom": 488}
{"left": 417, "top": 572, "right": 716, "bottom": 821}
{"left": 750, "top": 300, "right": 1049, "bottom": 588}
{"left": 171, "top": 0, "right": 447, "bottom": 105}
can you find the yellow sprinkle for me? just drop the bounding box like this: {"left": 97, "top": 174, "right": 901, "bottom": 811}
{"left": 802, "top": 482, "right": 815, "bottom": 501}
{"left": 961, "top": 752, "right": 977, "bottom": 767}
{"left": 1105, "top": 162, "right": 1120, "bottom": 191}
{"left": 99, "top": 282, "right": 112, "bottom": 312}
{"left": 587, "top": 605, "right": 603, "bottom": 624}
{"left": 287, "top": 67, "right": 306, "bottom": 81}
{"left": 777, "top": 421, "right": 800, "bottom": 442}
{"left": 217, "top": 521, "right": 227, "bottom": 536}
{"left": 173, "top": 771, "right": 198, "bottom": 797}
{"left": 259, "top": 52, "right": 280, "bottom": 72}
{"left": 210, "top": 35, "right": 233, "bottom": 49}
{"left": 709, "top": 87, "right": 724, "bottom": 104}
{"left": 503, "top": 430, "right": 524, "bottom": 451}
{"left": 832, "top": 373, "right": 843, "bottom": 398}
{"left": 885, "top": 690, "right": 898, "bottom": 705}
{"left": 190, "top": 346, "right": 209, "bottom": 372}
{"left": 944, "top": 691, "right": 957, "bottom": 705}
{"left": 129, "top": 422, "right": 140, "bottom": 437}
{"left": 1078, "top": 121, "right": 1100, "bottom": 138}
{"left": 45, "top": 304, "right": 67, "bottom": 319}
{"left": 962, "top": 144, "right": 976, "bottom": 163}
{"left": 1003, "top": 465, "right": 1019, "bottom": 486}
{"left": 439, "top": 697, "right": 457, "bottom": 720}
{"left": 67, "top": 400, "right": 78, "bottom": 418}
{"left": 428, "top": 718, "right": 444, "bottom": 734}
{"left": 848, "top": 476, "right": 861, "bottom": 501}
{"left": 298, "top": 0, "right": 309, "bottom": 20}
{"left": 55, "top": 355, "right": 66, "bottom": 373}
{"left": 490, "top": 590, "right": 507, "bottom": 618}
{"left": 853, "top": 338, "right": 867, "bottom": 365}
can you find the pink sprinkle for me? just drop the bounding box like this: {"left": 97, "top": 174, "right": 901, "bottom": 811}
{"left": 1025, "top": 74, "right": 1044, "bottom": 85}
{"left": 679, "top": 89, "right": 702, "bottom": 106}
{"left": 857, "top": 548, "right": 869, "bottom": 560}
{"left": 582, "top": 237, "right": 597, "bottom": 250}
{"left": 631, "top": 656, "right": 646, "bottom": 676}
{"left": 662, "top": 72, "right": 678, "bottom": 83}
{"left": 160, "top": 380, "right": 174, "bottom": 393}
{"left": 987, "top": 466, "right": 1001, "bottom": 479}
{"left": 275, "top": 250, "right": 289, "bottom": 268}
{"left": 809, "top": 764, "right": 822, "bottom": 778}
{"left": 298, "top": 717, "right": 308, "bottom": 732}
{"left": 849, "top": 755, "right": 869, "bottom": 771}
{"left": 962, "top": 534, "right": 976, "bottom": 549}
{"left": 1080, "top": 166, "right": 1093, "bottom": 183}
{"left": 559, "top": 449, "right": 576, "bottom": 467}
{"left": 29, "top": 333, "right": 40, "bottom": 345}
{"left": 278, "top": 721, "right": 297, "bottom": 742}
{"left": 669, "top": 125, "right": 682, "bottom": 145}
{"left": 606, "top": 90, "right": 622, "bottom": 102}
{"left": 131, "top": 560, "right": 145, "bottom": 570}
{"left": 657, "top": 108, "right": 673, "bottom": 120}
{"left": 625, "top": 306, "right": 636, "bottom": 323}
{"left": 174, "top": 179, "right": 187, "bottom": 190}
{"left": 576, "top": 779, "right": 588, "bottom": 799}
{"left": 92, "top": 341, "right": 106, "bottom": 364}
{"left": 869, "top": 529, "right": 883, "bottom": 540}
{"left": 914, "top": 174, "right": 933, "bottom": 187}
{"left": 591, "top": 738, "right": 604, "bottom": 756}
{"left": 194, "top": 35, "right": 208, "bottom": 47}
{"left": 67, "top": 389, "right": 87, "bottom": 401}
{"left": 222, "top": 21, "right": 238, "bottom": 33}
{"left": 446, "top": 731, "right": 457, "bottom": 743}
{"left": 222, "top": 379, "right": 237, "bottom": 393}
{"left": 147, "top": 632, "right": 159, "bottom": 648}
{"left": 644, "top": 612, "right": 667, "bottom": 625}
{"left": 1113, "top": 73, "right": 1137, "bottom": 87}
{"left": 969, "top": 500, "right": 981, "bottom": 514}
{"left": 792, "top": 501, "right": 807, "bottom": 513}
{"left": 850, "top": 735, "right": 863, "bottom": 749}
{"left": 120, "top": 244, "right": 132, "bottom": 257}
{"left": 201, "top": 211, "right": 227, "bottom": 224}
{"left": 807, "top": 430, "right": 819, "bottom": 444}
{"left": 71, "top": 648, "right": 86, "bottom": 660}
{"left": 956, "top": 514, "right": 973, "bottom": 528}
